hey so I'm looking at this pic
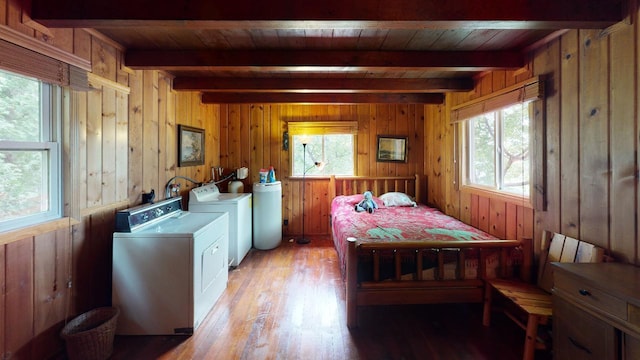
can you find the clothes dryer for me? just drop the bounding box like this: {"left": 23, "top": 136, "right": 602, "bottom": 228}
{"left": 190, "top": 183, "right": 253, "bottom": 267}
{"left": 113, "top": 197, "right": 229, "bottom": 335}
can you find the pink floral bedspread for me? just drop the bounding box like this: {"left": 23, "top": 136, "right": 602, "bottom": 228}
{"left": 330, "top": 194, "right": 498, "bottom": 277}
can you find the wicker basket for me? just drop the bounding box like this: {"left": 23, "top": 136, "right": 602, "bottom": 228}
{"left": 60, "top": 307, "right": 120, "bottom": 360}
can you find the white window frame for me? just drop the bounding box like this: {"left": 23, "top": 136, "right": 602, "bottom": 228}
{"left": 462, "top": 102, "right": 532, "bottom": 202}
{"left": 0, "top": 72, "right": 62, "bottom": 232}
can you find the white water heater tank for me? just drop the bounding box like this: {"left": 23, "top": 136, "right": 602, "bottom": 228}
{"left": 252, "top": 181, "right": 282, "bottom": 250}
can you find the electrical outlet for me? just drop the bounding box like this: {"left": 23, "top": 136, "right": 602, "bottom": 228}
{"left": 283, "top": 219, "right": 288, "bottom": 225}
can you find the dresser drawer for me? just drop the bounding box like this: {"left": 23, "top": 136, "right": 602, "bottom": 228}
{"left": 630, "top": 303, "right": 640, "bottom": 328}
{"left": 624, "top": 333, "right": 640, "bottom": 360}
{"left": 553, "top": 296, "right": 617, "bottom": 360}
{"left": 554, "top": 270, "right": 627, "bottom": 321}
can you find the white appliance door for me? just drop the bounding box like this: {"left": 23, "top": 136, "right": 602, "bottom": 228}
{"left": 113, "top": 235, "right": 193, "bottom": 335}
{"left": 193, "top": 219, "right": 228, "bottom": 328}
{"left": 189, "top": 194, "right": 252, "bottom": 266}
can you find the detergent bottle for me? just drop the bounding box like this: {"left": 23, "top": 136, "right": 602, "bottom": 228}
{"left": 259, "top": 168, "right": 268, "bottom": 183}
{"left": 267, "top": 166, "right": 276, "bottom": 183}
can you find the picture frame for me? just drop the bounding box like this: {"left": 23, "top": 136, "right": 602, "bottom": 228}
{"left": 178, "top": 125, "right": 205, "bottom": 167}
{"left": 376, "top": 135, "right": 407, "bottom": 162}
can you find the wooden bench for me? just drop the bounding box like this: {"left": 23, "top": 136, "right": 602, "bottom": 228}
{"left": 482, "top": 231, "right": 605, "bottom": 360}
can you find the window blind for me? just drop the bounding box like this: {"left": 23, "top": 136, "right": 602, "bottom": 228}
{"left": 450, "top": 76, "right": 544, "bottom": 123}
{"left": 287, "top": 121, "right": 358, "bottom": 135}
{"left": 0, "top": 38, "right": 88, "bottom": 89}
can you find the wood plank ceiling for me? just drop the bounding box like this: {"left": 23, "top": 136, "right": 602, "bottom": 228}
{"left": 30, "top": 0, "right": 625, "bottom": 103}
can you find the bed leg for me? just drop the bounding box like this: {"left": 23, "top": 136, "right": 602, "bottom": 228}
{"left": 346, "top": 237, "right": 358, "bottom": 329}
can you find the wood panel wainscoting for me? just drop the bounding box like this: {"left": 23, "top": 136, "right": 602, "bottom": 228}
{"left": 0, "top": 203, "right": 129, "bottom": 359}
{"left": 0, "top": 219, "right": 74, "bottom": 360}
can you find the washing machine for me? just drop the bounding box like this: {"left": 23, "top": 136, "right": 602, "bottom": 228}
{"left": 112, "top": 197, "right": 229, "bottom": 335}
{"left": 189, "top": 183, "right": 253, "bottom": 267}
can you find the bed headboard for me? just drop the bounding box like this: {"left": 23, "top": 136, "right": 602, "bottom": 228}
{"left": 328, "top": 174, "right": 420, "bottom": 203}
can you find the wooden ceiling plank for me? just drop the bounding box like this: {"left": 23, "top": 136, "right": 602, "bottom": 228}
{"left": 380, "top": 29, "right": 419, "bottom": 50}
{"left": 173, "top": 77, "right": 474, "bottom": 93}
{"left": 125, "top": 49, "right": 524, "bottom": 70}
{"left": 200, "top": 92, "right": 445, "bottom": 104}
{"left": 31, "top": 0, "right": 623, "bottom": 29}
{"left": 356, "top": 28, "right": 389, "bottom": 50}
{"left": 429, "top": 29, "right": 477, "bottom": 50}
{"left": 331, "top": 29, "right": 363, "bottom": 49}
{"left": 248, "top": 28, "right": 280, "bottom": 48}
{"left": 405, "top": 29, "right": 447, "bottom": 51}
{"left": 303, "top": 29, "right": 334, "bottom": 49}
{"left": 276, "top": 29, "right": 307, "bottom": 47}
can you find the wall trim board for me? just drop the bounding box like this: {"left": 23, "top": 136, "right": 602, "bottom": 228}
{"left": 88, "top": 72, "right": 131, "bottom": 94}
{"left": 0, "top": 217, "right": 76, "bottom": 246}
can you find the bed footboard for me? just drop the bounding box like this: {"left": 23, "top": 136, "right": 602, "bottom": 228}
{"left": 345, "top": 237, "right": 531, "bottom": 328}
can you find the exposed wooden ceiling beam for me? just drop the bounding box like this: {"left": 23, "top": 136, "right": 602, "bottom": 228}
{"left": 200, "top": 92, "right": 444, "bottom": 104}
{"left": 125, "top": 50, "right": 524, "bottom": 72}
{"left": 173, "top": 77, "right": 474, "bottom": 93}
{"left": 31, "top": 0, "right": 623, "bottom": 29}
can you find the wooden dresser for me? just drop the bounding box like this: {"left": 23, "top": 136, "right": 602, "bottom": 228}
{"left": 552, "top": 262, "right": 640, "bottom": 360}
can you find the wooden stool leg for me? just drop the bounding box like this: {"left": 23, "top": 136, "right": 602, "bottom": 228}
{"left": 523, "top": 314, "right": 539, "bottom": 360}
{"left": 482, "top": 283, "right": 492, "bottom": 326}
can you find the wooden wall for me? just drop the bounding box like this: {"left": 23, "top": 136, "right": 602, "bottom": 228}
{"left": 428, "top": 22, "right": 640, "bottom": 265}
{"left": 1, "top": 0, "right": 639, "bottom": 358}
{"left": 127, "top": 70, "right": 220, "bottom": 207}
{"left": 0, "top": 0, "right": 220, "bottom": 357}
{"left": 217, "top": 104, "right": 425, "bottom": 237}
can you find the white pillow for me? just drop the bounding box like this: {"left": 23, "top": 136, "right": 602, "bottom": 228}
{"left": 379, "top": 192, "right": 417, "bottom": 207}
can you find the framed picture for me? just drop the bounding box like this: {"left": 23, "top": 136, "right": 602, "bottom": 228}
{"left": 178, "top": 125, "right": 205, "bottom": 167}
{"left": 376, "top": 135, "right": 407, "bottom": 162}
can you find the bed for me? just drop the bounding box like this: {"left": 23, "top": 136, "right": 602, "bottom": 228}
{"left": 328, "top": 174, "right": 532, "bottom": 328}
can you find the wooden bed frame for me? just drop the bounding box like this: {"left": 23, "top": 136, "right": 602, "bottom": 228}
{"left": 328, "top": 174, "right": 533, "bottom": 328}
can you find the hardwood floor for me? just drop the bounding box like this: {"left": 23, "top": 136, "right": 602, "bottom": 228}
{"left": 109, "top": 237, "right": 551, "bottom": 360}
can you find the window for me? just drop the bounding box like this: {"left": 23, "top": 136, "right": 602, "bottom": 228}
{"left": 465, "top": 102, "right": 531, "bottom": 197}
{"left": 0, "top": 69, "right": 61, "bottom": 231}
{"left": 288, "top": 121, "right": 357, "bottom": 176}
{"left": 292, "top": 134, "right": 355, "bottom": 176}
{"left": 452, "top": 76, "right": 544, "bottom": 202}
